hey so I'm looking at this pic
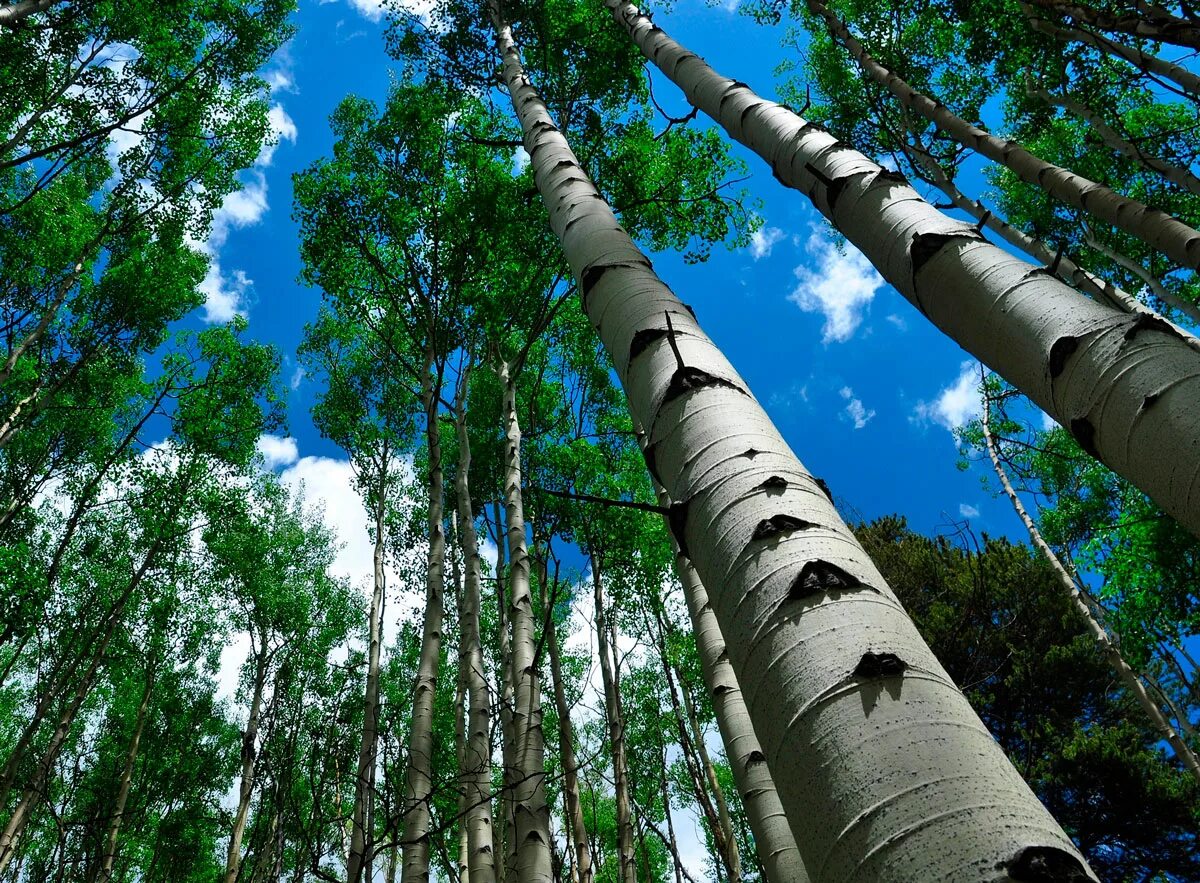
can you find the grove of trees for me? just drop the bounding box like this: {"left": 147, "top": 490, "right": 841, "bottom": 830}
{"left": 1, "top": 0, "right": 1198, "bottom": 881}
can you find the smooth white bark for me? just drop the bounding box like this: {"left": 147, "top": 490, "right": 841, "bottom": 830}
{"left": 608, "top": 0, "right": 1200, "bottom": 543}
{"left": 501, "top": 7, "right": 1096, "bottom": 879}
{"left": 0, "top": 0, "right": 60, "bottom": 25}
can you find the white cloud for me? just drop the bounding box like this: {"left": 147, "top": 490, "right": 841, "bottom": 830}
{"left": 749, "top": 225, "right": 784, "bottom": 260}
{"left": 264, "top": 40, "right": 297, "bottom": 94}
{"left": 885, "top": 313, "right": 907, "bottom": 331}
{"left": 290, "top": 366, "right": 306, "bottom": 390}
{"left": 959, "top": 503, "right": 980, "bottom": 519}
{"left": 839, "top": 386, "right": 875, "bottom": 429}
{"left": 256, "top": 434, "right": 300, "bottom": 470}
{"left": 257, "top": 104, "right": 298, "bottom": 167}
{"left": 1040, "top": 410, "right": 1058, "bottom": 431}
{"left": 913, "top": 360, "right": 981, "bottom": 431}
{"left": 512, "top": 146, "right": 530, "bottom": 176}
{"left": 789, "top": 229, "right": 884, "bottom": 343}
{"left": 198, "top": 264, "right": 252, "bottom": 324}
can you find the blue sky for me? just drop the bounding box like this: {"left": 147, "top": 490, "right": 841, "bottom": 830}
{"left": 204, "top": 0, "right": 1018, "bottom": 547}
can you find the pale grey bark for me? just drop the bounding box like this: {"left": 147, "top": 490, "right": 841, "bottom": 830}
{"left": 590, "top": 561, "right": 637, "bottom": 883}
{"left": 503, "top": 5, "right": 1096, "bottom": 878}
{"left": 981, "top": 388, "right": 1200, "bottom": 783}
{"left": 97, "top": 674, "right": 153, "bottom": 881}
{"left": 224, "top": 647, "right": 268, "bottom": 883}
{"left": 1083, "top": 224, "right": 1200, "bottom": 326}
{"left": 0, "top": 0, "right": 61, "bottom": 25}
{"left": 1022, "top": 5, "right": 1200, "bottom": 101}
{"left": 678, "top": 675, "right": 740, "bottom": 882}
{"left": 806, "top": 0, "right": 1200, "bottom": 271}
{"left": 490, "top": 499, "right": 515, "bottom": 883}
{"left": 401, "top": 365, "right": 447, "bottom": 883}
{"left": 348, "top": 473, "right": 389, "bottom": 883}
{"left": 1026, "top": 77, "right": 1200, "bottom": 196}
{"left": 0, "top": 265, "right": 80, "bottom": 387}
{"left": 673, "top": 553, "right": 808, "bottom": 883}
{"left": 1026, "top": 0, "right": 1200, "bottom": 50}
{"left": 453, "top": 385, "right": 499, "bottom": 883}
{"left": 608, "top": 0, "right": 1200, "bottom": 542}
{"left": 493, "top": 356, "right": 552, "bottom": 883}
{"left": 542, "top": 559, "right": 594, "bottom": 883}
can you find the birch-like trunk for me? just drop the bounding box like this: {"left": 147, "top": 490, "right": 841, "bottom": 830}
{"left": 806, "top": 0, "right": 1200, "bottom": 270}
{"left": 981, "top": 389, "right": 1200, "bottom": 782}
{"left": 493, "top": 357, "right": 552, "bottom": 883}
{"left": 1026, "top": 0, "right": 1200, "bottom": 50}
{"left": 401, "top": 366, "right": 446, "bottom": 883}
{"left": 1021, "top": 5, "right": 1200, "bottom": 101}
{"left": 673, "top": 555, "right": 807, "bottom": 883}
{"left": 542, "top": 560, "right": 594, "bottom": 883}
{"left": 606, "top": 0, "right": 1200, "bottom": 543}
{"left": 496, "top": 8, "right": 1096, "bottom": 879}
{"left": 224, "top": 647, "right": 269, "bottom": 883}
{"left": 1083, "top": 228, "right": 1200, "bottom": 325}
{"left": 348, "top": 479, "right": 389, "bottom": 883}
{"left": 97, "top": 674, "right": 153, "bottom": 881}
{"left": 0, "top": 0, "right": 60, "bottom": 25}
{"left": 677, "top": 678, "right": 741, "bottom": 882}
{"left": 453, "top": 393, "right": 498, "bottom": 883}
{"left": 589, "top": 560, "right": 636, "bottom": 883}
{"left": 490, "top": 499, "right": 514, "bottom": 883}
{"left": 1026, "top": 78, "right": 1200, "bottom": 196}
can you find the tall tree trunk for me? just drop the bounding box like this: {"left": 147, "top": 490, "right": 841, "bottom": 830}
{"left": 543, "top": 564, "right": 594, "bottom": 883}
{"left": 981, "top": 387, "right": 1200, "bottom": 782}
{"left": 1026, "top": 77, "right": 1200, "bottom": 197}
{"left": 490, "top": 498, "right": 514, "bottom": 883}
{"left": 224, "top": 645, "right": 270, "bottom": 883}
{"left": 0, "top": 536, "right": 162, "bottom": 876}
{"left": 495, "top": 9, "right": 1096, "bottom": 879}
{"left": 676, "top": 667, "right": 740, "bottom": 882}
{"left": 96, "top": 672, "right": 154, "bottom": 881}
{"left": 806, "top": 0, "right": 1200, "bottom": 270}
{"left": 454, "top": 652, "right": 470, "bottom": 883}
{"left": 401, "top": 362, "right": 447, "bottom": 883}
{"left": 0, "top": 266, "right": 79, "bottom": 387}
{"left": 453, "top": 389, "right": 499, "bottom": 883}
{"left": 1082, "top": 227, "right": 1200, "bottom": 324}
{"left": 1025, "top": 0, "right": 1200, "bottom": 50}
{"left": 673, "top": 555, "right": 807, "bottom": 883}
{"left": 493, "top": 356, "right": 552, "bottom": 883}
{"left": 588, "top": 558, "right": 636, "bottom": 883}
{"left": 606, "top": 0, "right": 1200, "bottom": 545}
{"left": 0, "top": 0, "right": 61, "bottom": 25}
{"left": 348, "top": 461, "right": 391, "bottom": 883}
{"left": 1022, "top": 5, "right": 1200, "bottom": 101}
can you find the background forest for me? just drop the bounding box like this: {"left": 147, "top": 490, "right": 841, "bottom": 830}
{"left": 1, "top": 0, "right": 1199, "bottom": 881}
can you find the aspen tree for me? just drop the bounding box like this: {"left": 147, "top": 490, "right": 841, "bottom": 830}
{"left": 604, "top": 0, "right": 1200, "bottom": 542}
{"left": 489, "top": 3, "right": 1096, "bottom": 878}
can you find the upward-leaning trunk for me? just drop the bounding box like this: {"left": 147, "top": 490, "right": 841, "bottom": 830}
{"left": 493, "top": 10, "right": 1096, "bottom": 880}
{"left": 1026, "top": 0, "right": 1200, "bottom": 50}
{"left": 96, "top": 672, "right": 154, "bottom": 881}
{"left": 494, "top": 357, "right": 552, "bottom": 883}
{"left": 224, "top": 646, "right": 269, "bottom": 883}
{"left": 589, "top": 558, "right": 636, "bottom": 883}
{"left": 490, "top": 499, "right": 514, "bottom": 883}
{"left": 348, "top": 459, "right": 391, "bottom": 883}
{"left": 981, "top": 391, "right": 1200, "bottom": 783}
{"left": 805, "top": 0, "right": 1200, "bottom": 271}
{"left": 0, "top": 0, "right": 61, "bottom": 25}
{"left": 401, "top": 362, "right": 446, "bottom": 883}
{"left": 672, "top": 553, "right": 807, "bottom": 883}
{"left": 605, "top": 0, "right": 1200, "bottom": 544}
{"left": 543, "top": 577, "right": 593, "bottom": 883}
{"left": 1021, "top": 4, "right": 1200, "bottom": 101}
{"left": 453, "top": 391, "right": 498, "bottom": 883}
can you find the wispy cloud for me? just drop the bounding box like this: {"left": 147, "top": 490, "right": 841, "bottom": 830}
{"left": 913, "top": 360, "right": 981, "bottom": 431}
{"left": 789, "top": 229, "right": 884, "bottom": 343}
{"left": 749, "top": 225, "right": 784, "bottom": 260}
{"left": 839, "top": 386, "right": 875, "bottom": 429}
{"left": 959, "top": 502, "right": 980, "bottom": 519}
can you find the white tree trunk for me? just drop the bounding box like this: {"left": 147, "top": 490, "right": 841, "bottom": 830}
{"left": 494, "top": 357, "right": 552, "bottom": 883}
{"left": 674, "top": 554, "right": 807, "bottom": 883}
{"left": 225, "top": 649, "right": 268, "bottom": 883}
{"left": 980, "top": 388, "right": 1200, "bottom": 783}
{"left": 805, "top": 0, "right": 1200, "bottom": 271}
{"left": 607, "top": 0, "right": 1200, "bottom": 543}
{"left": 494, "top": 8, "right": 1097, "bottom": 880}
{"left": 0, "top": 0, "right": 60, "bottom": 25}
{"left": 98, "top": 675, "right": 153, "bottom": 880}
{"left": 453, "top": 395, "right": 499, "bottom": 883}
{"left": 401, "top": 369, "right": 447, "bottom": 883}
